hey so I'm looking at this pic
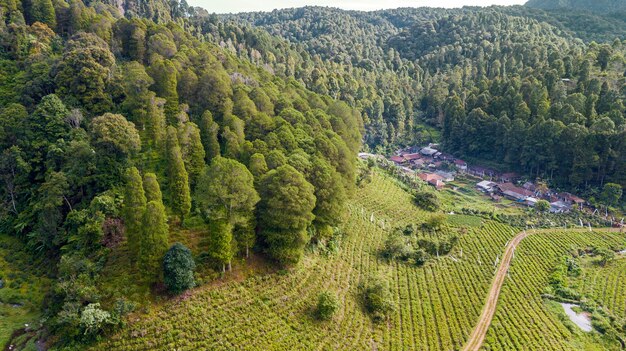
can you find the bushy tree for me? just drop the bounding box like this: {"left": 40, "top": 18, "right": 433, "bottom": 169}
{"left": 90, "top": 113, "right": 141, "bottom": 157}
{"left": 600, "top": 183, "right": 622, "bottom": 207}
{"left": 316, "top": 291, "right": 339, "bottom": 321}
{"left": 413, "top": 191, "right": 441, "bottom": 212}
{"left": 361, "top": 275, "right": 393, "bottom": 322}
{"left": 163, "top": 242, "right": 195, "bottom": 294}
{"left": 55, "top": 33, "right": 115, "bottom": 114}
{"left": 257, "top": 165, "right": 316, "bottom": 266}
{"left": 195, "top": 157, "right": 259, "bottom": 257}
{"left": 535, "top": 199, "right": 550, "bottom": 212}
{"left": 195, "top": 157, "right": 259, "bottom": 224}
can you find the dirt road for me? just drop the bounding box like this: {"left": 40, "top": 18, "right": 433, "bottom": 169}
{"left": 461, "top": 230, "right": 532, "bottom": 351}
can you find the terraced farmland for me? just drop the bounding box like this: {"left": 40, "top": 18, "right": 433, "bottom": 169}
{"left": 484, "top": 230, "right": 626, "bottom": 350}
{"left": 99, "top": 173, "right": 626, "bottom": 351}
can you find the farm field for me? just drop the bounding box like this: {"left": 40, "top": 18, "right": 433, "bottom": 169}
{"left": 98, "top": 173, "right": 518, "bottom": 350}
{"left": 484, "top": 230, "right": 626, "bottom": 350}
{"left": 97, "top": 173, "right": 625, "bottom": 351}
{"left": 578, "top": 256, "right": 626, "bottom": 319}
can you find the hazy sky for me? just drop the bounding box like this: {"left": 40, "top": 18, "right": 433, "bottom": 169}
{"left": 192, "top": 0, "right": 527, "bottom": 14}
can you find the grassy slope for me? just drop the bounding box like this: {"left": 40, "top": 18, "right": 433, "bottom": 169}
{"left": 95, "top": 172, "right": 626, "bottom": 350}
{"left": 97, "top": 172, "right": 517, "bottom": 350}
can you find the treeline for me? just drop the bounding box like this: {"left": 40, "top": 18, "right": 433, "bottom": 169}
{"left": 0, "top": 0, "right": 361, "bottom": 345}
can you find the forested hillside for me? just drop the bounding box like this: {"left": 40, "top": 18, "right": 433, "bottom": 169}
{"left": 525, "top": 0, "right": 626, "bottom": 13}
{"left": 0, "top": 0, "right": 362, "bottom": 347}
{"left": 1, "top": 0, "right": 626, "bottom": 349}
{"left": 219, "top": 6, "right": 626, "bottom": 192}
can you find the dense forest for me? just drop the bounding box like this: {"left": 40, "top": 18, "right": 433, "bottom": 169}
{"left": 525, "top": 0, "right": 626, "bottom": 13}
{"left": 216, "top": 6, "right": 626, "bottom": 192}
{"left": 1, "top": 0, "right": 625, "bottom": 348}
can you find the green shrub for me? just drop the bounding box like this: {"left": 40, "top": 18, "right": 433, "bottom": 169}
{"left": 361, "top": 275, "right": 394, "bottom": 322}
{"left": 316, "top": 291, "right": 339, "bottom": 321}
{"left": 163, "top": 243, "right": 196, "bottom": 295}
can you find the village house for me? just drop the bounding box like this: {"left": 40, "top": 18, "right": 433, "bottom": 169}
{"left": 420, "top": 146, "right": 438, "bottom": 156}
{"left": 403, "top": 153, "right": 422, "bottom": 162}
{"left": 454, "top": 159, "right": 468, "bottom": 171}
{"left": 550, "top": 201, "right": 572, "bottom": 213}
{"left": 390, "top": 155, "right": 405, "bottom": 165}
{"left": 499, "top": 172, "right": 519, "bottom": 183}
{"left": 524, "top": 197, "right": 539, "bottom": 207}
{"left": 560, "top": 192, "right": 585, "bottom": 206}
{"left": 497, "top": 182, "right": 535, "bottom": 202}
{"left": 468, "top": 165, "right": 496, "bottom": 178}
{"left": 476, "top": 180, "right": 497, "bottom": 193}
{"left": 418, "top": 172, "right": 445, "bottom": 190}
{"left": 435, "top": 170, "right": 455, "bottom": 182}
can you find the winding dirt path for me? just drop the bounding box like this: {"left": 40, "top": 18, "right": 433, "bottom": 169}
{"left": 461, "top": 230, "right": 532, "bottom": 351}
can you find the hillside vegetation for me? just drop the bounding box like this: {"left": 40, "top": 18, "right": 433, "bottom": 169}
{"left": 525, "top": 0, "right": 626, "bottom": 13}
{"left": 1, "top": 0, "right": 626, "bottom": 349}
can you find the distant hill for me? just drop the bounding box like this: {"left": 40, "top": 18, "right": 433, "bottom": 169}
{"left": 525, "top": 0, "right": 626, "bottom": 13}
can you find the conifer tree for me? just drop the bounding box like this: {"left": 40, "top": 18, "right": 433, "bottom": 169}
{"left": 199, "top": 110, "right": 220, "bottom": 163}
{"left": 166, "top": 126, "right": 191, "bottom": 223}
{"left": 143, "top": 173, "right": 162, "bottom": 203}
{"left": 208, "top": 219, "right": 233, "bottom": 273}
{"left": 149, "top": 58, "right": 179, "bottom": 122}
{"left": 140, "top": 200, "right": 169, "bottom": 282}
{"left": 122, "top": 167, "right": 146, "bottom": 261}
{"left": 177, "top": 122, "right": 205, "bottom": 187}
{"left": 248, "top": 153, "right": 268, "bottom": 178}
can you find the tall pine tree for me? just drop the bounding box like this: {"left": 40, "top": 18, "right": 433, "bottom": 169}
{"left": 122, "top": 167, "right": 146, "bottom": 262}
{"left": 166, "top": 126, "right": 191, "bottom": 223}
{"left": 140, "top": 200, "right": 169, "bottom": 283}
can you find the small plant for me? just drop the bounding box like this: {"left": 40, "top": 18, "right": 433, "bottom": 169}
{"left": 316, "top": 291, "right": 339, "bottom": 321}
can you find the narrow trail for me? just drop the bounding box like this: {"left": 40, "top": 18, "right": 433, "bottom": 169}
{"left": 462, "top": 227, "right": 623, "bottom": 351}
{"left": 461, "top": 229, "right": 532, "bottom": 351}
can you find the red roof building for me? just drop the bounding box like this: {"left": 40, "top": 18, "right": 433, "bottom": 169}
{"left": 403, "top": 153, "right": 421, "bottom": 161}
{"left": 390, "top": 155, "right": 405, "bottom": 164}
{"left": 418, "top": 173, "right": 445, "bottom": 190}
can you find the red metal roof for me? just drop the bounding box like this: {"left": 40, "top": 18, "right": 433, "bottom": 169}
{"left": 390, "top": 156, "right": 405, "bottom": 163}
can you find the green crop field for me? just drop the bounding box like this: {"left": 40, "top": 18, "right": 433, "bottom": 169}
{"left": 578, "top": 257, "right": 626, "bottom": 319}
{"left": 98, "top": 173, "right": 520, "bottom": 350}
{"left": 96, "top": 173, "right": 625, "bottom": 351}
{"left": 485, "top": 230, "right": 626, "bottom": 351}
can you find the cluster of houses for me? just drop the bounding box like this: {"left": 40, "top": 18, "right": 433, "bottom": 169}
{"left": 475, "top": 180, "right": 585, "bottom": 213}
{"left": 386, "top": 144, "right": 458, "bottom": 190}
{"left": 360, "top": 143, "right": 589, "bottom": 214}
